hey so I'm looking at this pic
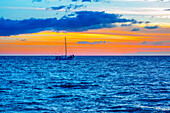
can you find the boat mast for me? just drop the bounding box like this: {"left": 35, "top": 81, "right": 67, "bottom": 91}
{"left": 65, "top": 37, "right": 67, "bottom": 56}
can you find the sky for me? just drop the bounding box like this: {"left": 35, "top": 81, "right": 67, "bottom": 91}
{"left": 0, "top": 0, "right": 170, "bottom": 55}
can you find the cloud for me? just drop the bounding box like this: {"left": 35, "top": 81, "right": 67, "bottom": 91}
{"left": 31, "top": 0, "right": 170, "bottom": 3}
{"left": 126, "top": 51, "right": 170, "bottom": 56}
{"left": 131, "top": 28, "right": 140, "bottom": 31}
{"left": 72, "top": 0, "right": 78, "bottom": 1}
{"left": 144, "top": 25, "right": 159, "bottom": 29}
{"left": 68, "top": 14, "right": 75, "bottom": 16}
{"left": 33, "top": 0, "right": 101, "bottom": 3}
{"left": 141, "top": 41, "right": 148, "bottom": 44}
{"left": 0, "top": 11, "right": 137, "bottom": 36}
{"left": 145, "top": 21, "right": 150, "bottom": 24}
{"left": 50, "top": 6, "right": 66, "bottom": 10}
{"left": 136, "top": 51, "right": 170, "bottom": 55}
{"left": 121, "top": 24, "right": 132, "bottom": 26}
{"left": 141, "top": 40, "right": 170, "bottom": 45}
{"left": 82, "top": 0, "right": 91, "bottom": 2}
{"left": 109, "top": 0, "right": 169, "bottom": 1}
{"left": 21, "top": 39, "right": 26, "bottom": 41}
{"left": 0, "top": 37, "right": 26, "bottom": 41}
{"left": 0, "top": 7, "right": 46, "bottom": 10}
{"left": 46, "top": 4, "right": 84, "bottom": 11}
{"left": 74, "top": 5, "right": 84, "bottom": 9}
{"left": 32, "top": 0, "right": 42, "bottom": 2}
{"left": 77, "top": 41, "right": 107, "bottom": 44}
{"left": 164, "top": 9, "right": 170, "bottom": 11}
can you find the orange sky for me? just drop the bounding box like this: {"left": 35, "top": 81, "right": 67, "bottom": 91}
{"left": 0, "top": 27, "right": 170, "bottom": 55}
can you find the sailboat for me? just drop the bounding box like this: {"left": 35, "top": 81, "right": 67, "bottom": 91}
{"left": 55, "top": 37, "right": 74, "bottom": 60}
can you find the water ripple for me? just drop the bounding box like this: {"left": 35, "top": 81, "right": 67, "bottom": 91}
{"left": 0, "top": 56, "right": 169, "bottom": 112}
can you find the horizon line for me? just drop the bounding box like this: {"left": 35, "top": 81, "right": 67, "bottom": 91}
{"left": 0, "top": 54, "right": 169, "bottom": 56}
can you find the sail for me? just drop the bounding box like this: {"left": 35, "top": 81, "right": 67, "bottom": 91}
{"left": 55, "top": 37, "right": 74, "bottom": 60}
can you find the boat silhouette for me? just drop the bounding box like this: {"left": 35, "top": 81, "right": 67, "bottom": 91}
{"left": 56, "top": 37, "right": 74, "bottom": 60}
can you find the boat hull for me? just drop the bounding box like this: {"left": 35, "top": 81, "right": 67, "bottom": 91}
{"left": 55, "top": 56, "right": 74, "bottom": 60}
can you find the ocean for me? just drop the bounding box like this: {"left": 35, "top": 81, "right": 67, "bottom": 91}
{"left": 0, "top": 56, "right": 169, "bottom": 112}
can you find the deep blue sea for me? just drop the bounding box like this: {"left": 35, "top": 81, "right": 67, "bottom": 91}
{"left": 0, "top": 56, "right": 169, "bottom": 112}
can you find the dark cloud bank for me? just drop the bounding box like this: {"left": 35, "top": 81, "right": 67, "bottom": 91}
{"left": 0, "top": 11, "right": 137, "bottom": 36}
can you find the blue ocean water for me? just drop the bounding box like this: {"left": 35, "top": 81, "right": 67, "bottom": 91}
{"left": 0, "top": 56, "right": 169, "bottom": 112}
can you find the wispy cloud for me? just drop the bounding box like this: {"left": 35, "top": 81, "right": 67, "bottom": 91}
{"left": 0, "top": 37, "right": 26, "bottom": 41}
{"left": 121, "top": 24, "right": 132, "bottom": 26}
{"left": 126, "top": 51, "right": 170, "bottom": 56}
{"left": 136, "top": 51, "right": 170, "bottom": 55}
{"left": 46, "top": 4, "right": 85, "bottom": 11}
{"left": 20, "top": 39, "right": 27, "bottom": 41}
{"left": 32, "top": 0, "right": 42, "bottom": 2}
{"left": 32, "top": 0, "right": 170, "bottom": 2}
{"left": 164, "top": 9, "right": 170, "bottom": 11}
{"left": 32, "top": 0, "right": 101, "bottom": 3}
{"left": 50, "top": 6, "right": 66, "bottom": 10}
{"left": 77, "top": 41, "right": 107, "bottom": 44}
{"left": 131, "top": 28, "right": 140, "bottom": 31}
{"left": 141, "top": 40, "right": 170, "bottom": 45}
{"left": 0, "top": 7, "right": 46, "bottom": 10}
{"left": 144, "top": 25, "right": 159, "bottom": 29}
{"left": 108, "top": 0, "right": 170, "bottom": 2}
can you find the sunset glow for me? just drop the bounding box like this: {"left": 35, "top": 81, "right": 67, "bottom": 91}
{"left": 0, "top": 0, "right": 169, "bottom": 55}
